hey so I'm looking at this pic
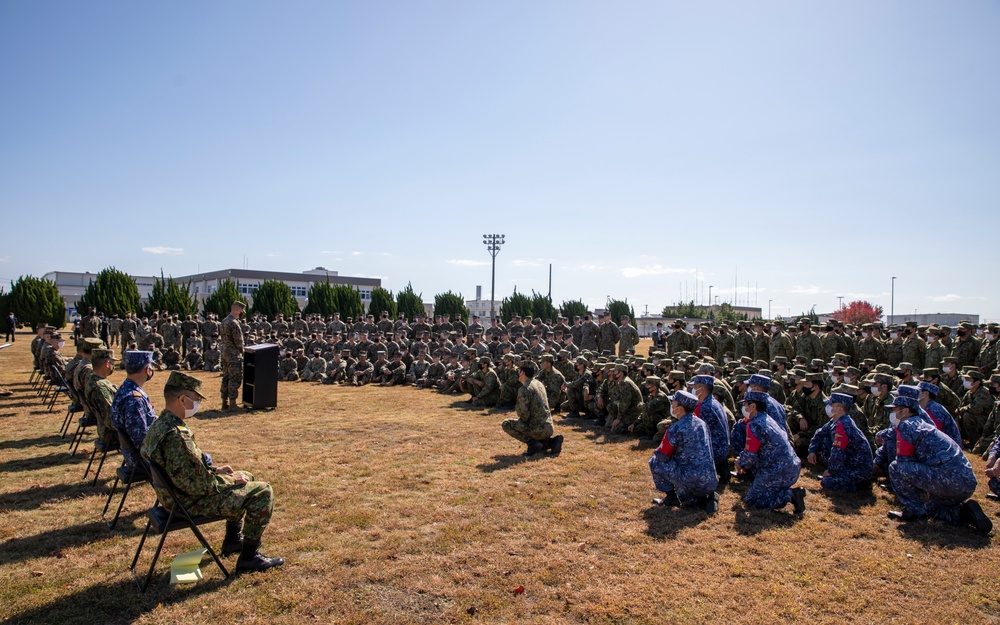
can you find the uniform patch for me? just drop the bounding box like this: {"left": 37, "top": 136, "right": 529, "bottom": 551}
{"left": 132, "top": 391, "right": 143, "bottom": 398}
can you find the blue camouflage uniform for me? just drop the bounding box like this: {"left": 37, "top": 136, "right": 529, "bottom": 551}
{"left": 110, "top": 366, "right": 157, "bottom": 469}
{"left": 890, "top": 411, "right": 977, "bottom": 522}
{"left": 809, "top": 394, "right": 873, "bottom": 491}
{"left": 737, "top": 392, "right": 801, "bottom": 509}
{"left": 691, "top": 378, "right": 730, "bottom": 465}
{"left": 732, "top": 374, "right": 791, "bottom": 451}
{"left": 987, "top": 431, "right": 1000, "bottom": 497}
{"left": 649, "top": 391, "right": 719, "bottom": 502}
{"left": 917, "top": 382, "right": 962, "bottom": 447}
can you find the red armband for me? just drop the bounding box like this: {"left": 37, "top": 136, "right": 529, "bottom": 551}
{"left": 833, "top": 422, "right": 848, "bottom": 451}
{"left": 657, "top": 430, "right": 674, "bottom": 457}
{"left": 745, "top": 422, "right": 761, "bottom": 453}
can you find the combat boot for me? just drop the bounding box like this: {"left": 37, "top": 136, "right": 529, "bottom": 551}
{"left": 221, "top": 520, "right": 244, "bottom": 556}
{"left": 652, "top": 492, "right": 681, "bottom": 507}
{"left": 523, "top": 439, "right": 545, "bottom": 457}
{"left": 699, "top": 492, "right": 720, "bottom": 514}
{"left": 959, "top": 500, "right": 993, "bottom": 535}
{"left": 236, "top": 539, "right": 285, "bottom": 572}
{"left": 547, "top": 434, "right": 564, "bottom": 456}
{"left": 791, "top": 487, "right": 807, "bottom": 514}
{"left": 221, "top": 397, "right": 229, "bottom": 410}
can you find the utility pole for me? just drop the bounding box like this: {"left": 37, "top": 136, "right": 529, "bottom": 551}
{"left": 768, "top": 299, "right": 772, "bottom": 320}
{"left": 483, "top": 234, "right": 505, "bottom": 321}
{"left": 708, "top": 285, "right": 713, "bottom": 320}
{"left": 891, "top": 276, "right": 896, "bottom": 324}
{"left": 837, "top": 295, "right": 843, "bottom": 310}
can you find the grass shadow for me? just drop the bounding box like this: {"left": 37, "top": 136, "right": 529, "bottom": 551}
{"left": 0, "top": 434, "right": 67, "bottom": 451}
{"left": 475, "top": 453, "right": 542, "bottom": 472}
{"left": 0, "top": 515, "right": 145, "bottom": 566}
{"left": 732, "top": 502, "right": 801, "bottom": 536}
{"left": 0, "top": 451, "right": 88, "bottom": 474}
{"left": 824, "top": 484, "right": 879, "bottom": 515}
{"left": 894, "top": 519, "right": 994, "bottom": 549}
{"left": 641, "top": 504, "right": 713, "bottom": 539}
{"left": 3, "top": 576, "right": 229, "bottom": 625}
{"left": 0, "top": 481, "right": 104, "bottom": 513}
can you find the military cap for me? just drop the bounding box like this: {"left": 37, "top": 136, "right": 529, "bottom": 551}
{"left": 575, "top": 356, "right": 588, "bottom": 365}
{"left": 872, "top": 373, "right": 893, "bottom": 387}
{"left": 667, "top": 370, "right": 687, "bottom": 382}
{"left": 942, "top": 356, "right": 958, "bottom": 365}
{"left": 165, "top": 370, "right": 206, "bottom": 399}
{"left": 773, "top": 356, "right": 789, "bottom": 366}
{"left": 809, "top": 359, "right": 825, "bottom": 368}
{"left": 921, "top": 367, "right": 939, "bottom": 379}
{"left": 613, "top": 363, "right": 627, "bottom": 373}
{"left": 834, "top": 384, "right": 859, "bottom": 397}
{"left": 558, "top": 349, "right": 570, "bottom": 358}
{"left": 685, "top": 355, "right": 699, "bottom": 365}
{"left": 747, "top": 374, "right": 771, "bottom": 389}
{"left": 964, "top": 369, "right": 984, "bottom": 382}
{"left": 124, "top": 350, "right": 154, "bottom": 370}
{"left": 885, "top": 395, "right": 918, "bottom": 411}
{"left": 358, "top": 351, "right": 368, "bottom": 357}
{"left": 875, "top": 364, "right": 894, "bottom": 375}
{"left": 742, "top": 390, "right": 770, "bottom": 404}
{"left": 773, "top": 319, "right": 786, "bottom": 327}
{"left": 602, "top": 363, "right": 615, "bottom": 372}
{"left": 798, "top": 318, "right": 812, "bottom": 326}
{"left": 696, "top": 363, "right": 716, "bottom": 375}
{"left": 669, "top": 390, "right": 699, "bottom": 410}
{"left": 502, "top": 353, "right": 516, "bottom": 361}
{"left": 645, "top": 375, "right": 662, "bottom": 386}
{"left": 478, "top": 356, "right": 492, "bottom": 365}
{"left": 739, "top": 356, "right": 753, "bottom": 365}
{"left": 805, "top": 372, "right": 824, "bottom": 383}
{"left": 960, "top": 321, "right": 975, "bottom": 330}
{"left": 845, "top": 366, "right": 861, "bottom": 378}
{"left": 825, "top": 392, "right": 853, "bottom": 407}
{"left": 862, "top": 358, "right": 876, "bottom": 367}
{"left": 895, "top": 362, "right": 914, "bottom": 372}
{"left": 832, "top": 353, "right": 849, "bottom": 363}
{"left": 790, "top": 366, "right": 808, "bottom": 378}
{"left": 92, "top": 348, "right": 116, "bottom": 361}
{"left": 673, "top": 319, "right": 685, "bottom": 327}
{"left": 690, "top": 374, "right": 714, "bottom": 387}
{"left": 894, "top": 385, "right": 921, "bottom": 400}
{"left": 732, "top": 372, "right": 751, "bottom": 384}
{"left": 50, "top": 331, "right": 63, "bottom": 338}
{"left": 231, "top": 301, "right": 246, "bottom": 309}
{"left": 697, "top": 346, "right": 712, "bottom": 354}
{"left": 466, "top": 348, "right": 477, "bottom": 356}
{"left": 917, "top": 381, "right": 939, "bottom": 396}
{"left": 80, "top": 337, "right": 104, "bottom": 352}
{"left": 540, "top": 354, "right": 555, "bottom": 363}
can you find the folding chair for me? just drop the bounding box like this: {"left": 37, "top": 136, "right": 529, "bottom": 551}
{"left": 83, "top": 434, "right": 120, "bottom": 485}
{"left": 68, "top": 412, "right": 97, "bottom": 456}
{"left": 102, "top": 429, "right": 150, "bottom": 530}
{"left": 129, "top": 460, "right": 230, "bottom": 592}
{"left": 49, "top": 367, "right": 77, "bottom": 415}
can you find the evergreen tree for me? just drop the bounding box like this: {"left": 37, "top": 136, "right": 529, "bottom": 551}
{"left": 607, "top": 298, "right": 635, "bottom": 325}
{"left": 10, "top": 275, "right": 66, "bottom": 330}
{"left": 559, "top": 299, "right": 589, "bottom": 321}
{"left": 530, "top": 291, "right": 558, "bottom": 322}
{"left": 250, "top": 280, "right": 299, "bottom": 319}
{"left": 331, "top": 284, "right": 364, "bottom": 319}
{"left": 369, "top": 287, "right": 397, "bottom": 319}
{"left": 202, "top": 278, "right": 247, "bottom": 319}
{"left": 75, "top": 267, "right": 141, "bottom": 318}
{"left": 144, "top": 272, "right": 198, "bottom": 316}
{"left": 303, "top": 279, "right": 338, "bottom": 316}
{"left": 395, "top": 282, "right": 425, "bottom": 320}
{"left": 499, "top": 289, "right": 533, "bottom": 324}
{"left": 434, "top": 291, "right": 468, "bottom": 324}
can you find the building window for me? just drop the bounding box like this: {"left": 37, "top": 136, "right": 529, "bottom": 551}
{"left": 237, "top": 281, "right": 258, "bottom": 295}
{"left": 291, "top": 286, "right": 307, "bottom": 297}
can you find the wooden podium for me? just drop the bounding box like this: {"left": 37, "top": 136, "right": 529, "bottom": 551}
{"left": 243, "top": 344, "right": 278, "bottom": 409}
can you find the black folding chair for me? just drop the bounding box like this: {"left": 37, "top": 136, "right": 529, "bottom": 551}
{"left": 129, "top": 460, "right": 230, "bottom": 592}
{"left": 103, "top": 429, "right": 150, "bottom": 530}
{"left": 68, "top": 411, "right": 97, "bottom": 456}
{"left": 83, "top": 433, "right": 120, "bottom": 485}
{"left": 46, "top": 366, "right": 73, "bottom": 413}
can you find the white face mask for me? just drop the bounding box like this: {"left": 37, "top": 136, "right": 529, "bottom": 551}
{"left": 890, "top": 412, "right": 901, "bottom": 427}
{"left": 870, "top": 386, "right": 880, "bottom": 395}
{"left": 771, "top": 326, "right": 778, "bottom": 333}
{"left": 963, "top": 380, "right": 973, "bottom": 389}
{"left": 863, "top": 332, "right": 871, "bottom": 339}
{"left": 741, "top": 405, "right": 752, "bottom": 419}
{"left": 825, "top": 405, "right": 834, "bottom": 418}
{"left": 57, "top": 341, "right": 65, "bottom": 348}
{"left": 845, "top": 376, "right": 855, "bottom": 384}
{"left": 977, "top": 329, "right": 985, "bottom": 336}
{"left": 184, "top": 400, "right": 201, "bottom": 419}
{"left": 890, "top": 333, "right": 899, "bottom": 340}
{"left": 943, "top": 365, "right": 954, "bottom": 374}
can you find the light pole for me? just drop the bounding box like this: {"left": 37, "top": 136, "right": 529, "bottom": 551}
{"left": 891, "top": 276, "right": 896, "bottom": 324}
{"left": 837, "top": 295, "right": 843, "bottom": 310}
{"left": 768, "top": 299, "right": 772, "bottom": 320}
{"left": 708, "top": 285, "right": 713, "bottom": 320}
{"left": 483, "top": 234, "right": 505, "bottom": 321}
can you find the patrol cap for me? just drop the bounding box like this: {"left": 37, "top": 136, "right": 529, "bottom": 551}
{"left": 964, "top": 369, "right": 984, "bottom": 382}
{"left": 917, "top": 381, "right": 939, "bottom": 396}
{"left": 644, "top": 375, "right": 662, "bottom": 386}
{"left": 825, "top": 393, "right": 853, "bottom": 407}
{"left": 833, "top": 384, "right": 859, "bottom": 397}
{"left": 540, "top": 354, "right": 554, "bottom": 363}
{"left": 844, "top": 366, "right": 861, "bottom": 378}
{"left": 942, "top": 356, "right": 958, "bottom": 365}
{"left": 690, "top": 374, "right": 714, "bottom": 387}
{"left": 872, "top": 373, "right": 893, "bottom": 387}
{"left": 747, "top": 374, "right": 771, "bottom": 389}
{"left": 875, "top": 364, "right": 894, "bottom": 375}
{"left": 667, "top": 370, "right": 687, "bottom": 382}
{"left": 124, "top": 350, "right": 154, "bottom": 373}
{"left": 809, "top": 359, "right": 825, "bottom": 368}
{"left": 894, "top": 385, "right": 921, "bottom": 400}
{"left": 231, "top": 301, "right": 246, "bottom": 309}
{"left": 921, "top": 368, "right": 940, "bottom": 379}
{"left": 80, "top": 337, "right": 104, "bottom": 353}
{"left": 885, "top": 395, "right": 919, "bottom": 411}
{"left": 164, "top": 370, "right": 206, "bottom": 399}
{"left": 668, "top": 390, "right": 699, "bottom": 411}
{"left": 92, "top": 348, "right": 116, "bottom": 361}
{"left": 614, "top": 363, "right": 628, "bottom": 373}
{"left": 742, "top": 390, "right": 770, "bottom": 404}
{"left": 478, "top": 356, "right": 492, "bottom": 365}
{"left": 895, "top": 362, "right": 914, "bottom": 372}
{"left": 575, "top": 356, "right": 588, "bottom": 366}
{"left": 696, "top": 363, "right": 716, "bottom": 375}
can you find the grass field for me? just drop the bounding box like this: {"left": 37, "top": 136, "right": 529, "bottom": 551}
{"left": 1, "top": 332, "right": 999, "bottom": 624}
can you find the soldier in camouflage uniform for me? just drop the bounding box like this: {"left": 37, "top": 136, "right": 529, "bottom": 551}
{"left": 564, "top": 356, "right": 593, "bottom": 418}
{"left": 794, "top": 319, "right": 822, "bottom": 363}
{"left": 690, "top": 374, "right": 731, "bottom": 481}
{"left": 535, "top": 354, "right": 566, "bottom": 412}
{"left": 301, "top": 350, "right": 328, "bottom": 382}
{"left": 607, "top": 363, "right": 644, "bottom": 434}
{"left": 86, "top": 348, "right": 119, "bottom": 448}
{"left": 648, "top": 389, "right": 719, "bottom": 512}
{"left": 501, "top": 361, "right": 563, "bottom": 456}
{"left": 470, "top": 356, "right": 501, "bottom": 407}
{"left": 951, "top": 322, "right": 980, "bottom": 370}
{"left": 735, "top": 392, "right": 806, "bottom": 513}
{"left": 81, "top": 307, "right": 102, "bottom": 339}
{"left": 618, "top": 316, "right": 639, "bottom": 357}
{"left": 805, "top": 393, "right": 873, "bottom": 491}
{"left": 497, "top": 354, "right": 522, "bottom": 408}
{"left": 219, "top": 302, "right": 246, "bottom": 410}
{"left": 961, "top": 370, "right": 996, "bottom": 452}
{"left": 630, "top": 376, "right": 669, "bottom": 438}
{"left": 110, "top": 351, "right": 158, "bottom": 473}
{"left": 885, "top": 394, "right": 991, "bottom": 533}
{"left": 141, "top": 371, "right": 284, "bottom": 570}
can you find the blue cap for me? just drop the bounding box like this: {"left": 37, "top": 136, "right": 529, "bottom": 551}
{"left": 668, "top": 390, "right": 699, "bottom": 411}
{"left": 747, "top": 374, "right": 771, "bottom": 389}
{"left": 690, "top": 374, "right": 715, "bottom": 387}
{"left": 886, "top": 395, "right": 919, "bottom": 411}
{"left": 918, "top": 381, "right": 939, "bottom": 396}
{"left": 124, "top": 350, "right": 154, "bottom": 373}
{"left": 895, "top": 385, "right": 921, "bottom": 400}
{"left": 825, "top": 392, "right": 854, "bottom": 407}
{"left": 742, "top": 390, "right": 770, "bottom": 404}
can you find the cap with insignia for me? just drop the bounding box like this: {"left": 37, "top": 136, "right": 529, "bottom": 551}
{"left": 747, "top": 374, "right": 771, "bottom": 389}
{"left": 825, "top": 393, "right": 853, "bottom": 407}
{"left": 742, "top": 390, "right": 770, "bottom": 404}
{"left": 669, "top": 390, "right": 699, "bottom": 410}
{"left": 124, "top": 350, "right": 154, "bottom": 371}
{"left": 690, "top": 374, "right": 714, "bottom": 387}
{"left": 885, "top": 395, "right": 918, "bottom": 411}
{"left": 165, "top": 370, "right": 206, "bottom": 399}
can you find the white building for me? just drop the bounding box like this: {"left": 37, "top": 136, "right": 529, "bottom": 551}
{"left": 465, "top": 286, "right": 501, "bottom": 323}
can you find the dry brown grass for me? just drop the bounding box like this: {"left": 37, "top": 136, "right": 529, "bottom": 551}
{"left": 1, "top": 333, "right": 999, "bottom": 625}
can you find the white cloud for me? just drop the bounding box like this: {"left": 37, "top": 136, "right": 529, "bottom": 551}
{"left": 0, "top": 255, "right": 10, "bottom": 262}
{"left": 930, "top": 294, "right": 962, "bottom": 302}
{"left": 265, "top": 252, "right": 280, "bottom": 258}
{"left": 381, "top": 252, "right": 392, "bottom": 257}
{"left": 448, "top": 259, "right": 489, "bottom": 267}
{"left": 789, "top": 285, "right": 828, "bottom": 295}
{"left": 351, "top": 251, "right": 363, "bottom": 256}
{"left": 620, "top": 264, "right": 698, "bottom": 279}
{"left": 512, "top": 259, "right": 543, "bottom": 268}
{"left": 321, "top": 250, "right": 342, "bottom": 255}
{"left": 142, "top": 246, "right": 184, "bottom": 255}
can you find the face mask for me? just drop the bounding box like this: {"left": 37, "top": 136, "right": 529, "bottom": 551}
{"left": 990, "top": 387, "right": 1000, "bottom": 397}
{"left": 146, "top": 368, "right": 155, "bottom": 382}
{"left": 957, "top": 330, "right": 967, "bottom": 337}
{"left": 671, "top": 404, "right": 685, "bottom": 419}
{"left": 977, "top": 329, "right": 985, "bottom": 336}
{"left": 825, "top": 405, "right": 834, "bottom": 418}
{"left": 870, "top": 386, "right": 880, "bottom": 395}
{"left": 863, "top": 333, "right": 871, "bottom": 339}
{"left": 723, "top": 357, "right": 730, "bottom": 364}
{"left": 57, "top": 341, "right": 65, "bottom": 348}
{"left": 963, "top": 380, "right": 973, "bottom": 389}
{"left": 771, "top": 326, "right": 778, "bottom": 333}
{"left": 928, "top": 336, "right": 936, "bottom": 343}
{"left": 184, "top": 399, "right": 201, "bottom": 418}
{"left": 943, "top": 365, "right": 954, "bottom": 374}
{"left": 741, "top": 405, "right": 752, "bottom": 419}
{"left": 890, "top": 412, "right": 900, "bottom": 428}
{"left": 890, "top": 333, "right": 899, "bottom": 340}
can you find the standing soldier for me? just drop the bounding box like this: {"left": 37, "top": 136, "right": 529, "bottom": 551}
{"left": 81, "top": 307, "right": 102, "bottom": 339}
{"left": 618, "top": 316, "right": 639, "bottom": 357}
{"left": 220, "top": 302, "right": 246, "bottom": 411}
{"left": 794, "top": 319, "right": 822, "bottom": 363}
{"left": 107, "top": 315, "right": 121, "bottom": 347}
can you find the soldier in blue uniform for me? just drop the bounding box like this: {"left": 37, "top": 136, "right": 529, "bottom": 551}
{"left": 731, "top": 374, "right": 791, "bottom": 454}
{"left": 735, "top": 391, "right": 806, "bottom": 513}
{"left": 689, "top": 374, "right": 731, "bottom": 484}
{"left": 886, "top": 394, "right": 992, "bottom": 534}
{"left": 985, "top": 429, "right": 1000, "bottom": 500}
{"left": 648, "top": 390, "right": 719, "bottom": 513}
{"left": 915, "top": 382, "right": 962, "bottom": 446}
{"left": 806, "top": 393, "right": 873, "bottom": 491}
{"left": 110, "top": 350, "right": 158, "bottom": 473}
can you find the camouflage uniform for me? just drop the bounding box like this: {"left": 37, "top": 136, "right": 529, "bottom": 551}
{"left": 110, "top": 377, "right": 157, "bottom": 469}
{"left": 649, "top": 411, "right": 719, "bottom": 501}
{"left": 808, "top": 412, "right": 873, "bottom": 491}
{"left": 890, "top": 417, "right": 976, "bottom": 523}
{"left": 959, "top": 382, "right": 995, "bottom": 448}
{"left": 695, "top": 393, "right": 730, "bottom": 467}
{"left": 794, "top": 331, "right": 822, "bottom": 363}
{"left": 502, "top": 378, "right": 554, "bottom": 443}
{"left": 535, "top": 364, "right": 566, "bottom": 412}
{"left": 607, "top": 372, "right": 644, "bottom": 434}
{"left": 142, "top": 410, "right": 274, "bottom": 541}
{"left": 618, "top": 323, "right": 639, "bottom": 357}
{"left": 737, "top": 399, "right": 802, "bottom": 509}
{"left": 219, "top": 312, "right": 245, "bottom": 401}
{"left": 301, "top": 355, "right": 327, "bottom": 382}
{"left": 471, "top": 364, "right": 501, "bottom": 407}
{"left": 86, "top": 373, "right": 118, "bottom": 447}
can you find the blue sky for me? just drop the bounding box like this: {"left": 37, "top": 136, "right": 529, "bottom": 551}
{"left": 2, "top": 1, "right": 998, "bottom": 320}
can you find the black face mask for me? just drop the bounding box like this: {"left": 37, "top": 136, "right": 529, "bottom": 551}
{"left": 957, "top": 330, "right": 967, "bottom": 337}
{"left": 146, "top": 367, "right": 155, "bottom": 382}
{"left": 990, "top": 387, "right": 1000, "bottom": 397}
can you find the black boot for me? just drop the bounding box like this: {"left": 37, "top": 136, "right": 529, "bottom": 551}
{"left": 791, "top": 487, "right": 806, "bottom": 514}
{"left": 959, "top": 500, "right": 993, "bottom": 535}
{"left": 652, "top": 491, "right": 681, "bottom": 507}
{"left": 716, "top": 460, "right": 730, "bottom": 485}
{"left": 221, "top": 520, "right": 244, "bottom": 557}
{"left": 700, "top": 492, "right": 720, "bottom": 514}
{"left": 547, "top": 435, "right": 564, "bottom": 456}
{"left": 221, "top": 397, "right": 229, "bottom": 411}
{"left": 523, "top": 439, "right": 545, "bottom": 457}
{"left": 236, "top": 538, "right": 285, "bottom": 572}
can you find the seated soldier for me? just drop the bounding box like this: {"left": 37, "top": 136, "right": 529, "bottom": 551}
{"left": 349, "top": 352, "right": 374, "bottom": 386}
{"left": 648, "top": 389, "right": 719, "bottom": 512}
{"left": 806, "top": 393, "right": 873, "bottom": 491}
{"left": 322, "top": 350, "right": 349, "bottom": 385}
{"left": 300, "top": 350, "right": 327, "bottom": 382}
{"left": 183, "top": 346, "right": 203, "bottom": 371}
{"left": 141, "top": 372, "right": 284, "bottom": 571}
{"left": 471, "top": 356, "right": 501, "bottom": 407}
{"left": 86, "top": 348, "right": 119, "bottom": 451}
{"left": 203, "top": 342, "right": 221, "bottom": 372}
{"left": 162, "top": 345, "right": 181, "bottom": 370}
{"left": 279, "top": 351, "right": 300, "bottom": 381}
{"left": 734, "top": 392, "right": 806, "bottom": 513}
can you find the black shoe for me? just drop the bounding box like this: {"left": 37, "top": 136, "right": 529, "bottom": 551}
{"left": 791, "top": 487, "right": 806, "bottom": 514}
{"left": 986, "top": 493, "right": 1000, "bottom": 501}
{"left": 959, "top": 500, "right": 993, "bottom": 535}
{"left": 236, "top": 539, "right": 285, "bottom": 572}
{"left": 523, "top": 440, "right": 545, "bottom": 457}
{"left": 887, "top": 508, "right": 925, "bottom": 522}
{"left": 221, "top": 520, "right": 244, "bottom": 557}
{"left": 716, "top": 461, "right": 731, "bottom": 485}
{"left": 652, "top": 492, "right": 681, "bottom": 507}
{"left": 564, "top": 411, "right": 581, "bottom": 419}
{"left": 547, "top": 435, "right": 564, "bottom": 456}
{"left": 700, "top": 492, "right": 720, "bottom": 514}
